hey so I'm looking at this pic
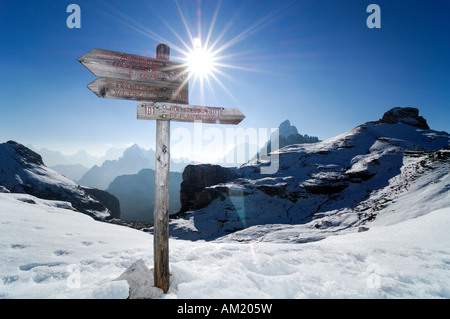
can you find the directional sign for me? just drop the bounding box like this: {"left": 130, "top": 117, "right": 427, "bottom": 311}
{"left": 78, "top": 48, "right": 188, "bottom": 89}
{"left": 88, "top": 78, "right": 189, "bottom": 104}
{"left": 79, "top": 44, "right": 245, "bottom": 293}
{"left": 137, "top": 101, "right": 246, "bottom": 125}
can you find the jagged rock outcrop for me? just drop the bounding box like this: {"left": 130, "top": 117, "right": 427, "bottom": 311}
{"left": 83, "top": 187, "right": 121, "bottom": 219}
{"left": 0, "top": 141, "right": 121, "bottom": 220}
{"left": 377, "top": 107, "right": 429, "bottom": 129}
{"left": 258, "top": 120, "right": 320, "bottom": 155}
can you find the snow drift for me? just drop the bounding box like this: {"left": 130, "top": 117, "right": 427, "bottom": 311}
{"left": 0, "top": 192, "right": 449, "bottom": 298}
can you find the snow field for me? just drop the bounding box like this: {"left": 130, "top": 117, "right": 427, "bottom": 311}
{"left": 1, "top": 193, "right": 449, "bottom": 299}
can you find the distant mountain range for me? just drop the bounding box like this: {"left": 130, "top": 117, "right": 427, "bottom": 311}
{"left": 30, "top": 145, "right": 124, "bottom": 168}
{"left": 77, "top": 144, "right": 189, "bottom": 190}
{"left": 3, "top": 120, "right": 324, "bottom": 224}
{"left": 77, "top": 144, "right": 156, "bottom": 190}
{"left": 107, "top": 169, "right": 183, "bottom": 222}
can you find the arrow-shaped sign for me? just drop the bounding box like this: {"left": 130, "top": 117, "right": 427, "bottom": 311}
{"left": 87, "top": 78, "right": 188, "bottom": 104}
{"left": 78, "top": 48, "right": 188, "bottom": 89}
{"left": 137, "top": 101, "right": 245, "bottom": 125}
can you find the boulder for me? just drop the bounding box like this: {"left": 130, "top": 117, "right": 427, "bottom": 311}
{"left": 115, "top": 259, "right": 164, "bottom": 299}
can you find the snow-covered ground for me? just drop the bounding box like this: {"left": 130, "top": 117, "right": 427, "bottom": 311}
{"left": 1, "top": 192, "right": 449, "bottom": 299}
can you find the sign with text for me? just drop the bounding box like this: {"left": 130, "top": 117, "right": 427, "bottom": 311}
{"left": 88, "top": 78, "right": 189, "bottom": 104}
{"left": 79, "top": 44, "right": 245, "bottom": 293}
{"left": 137, "top": 101, "right": 245, "bottom": 125}
{"left": 78, "top": 48, "right": 188, "bottom": 94}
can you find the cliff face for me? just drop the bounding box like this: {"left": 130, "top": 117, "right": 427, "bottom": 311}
{"left": 179, "top": 164, "right": 238, "bottom": 213}
{"left": 0, "top": 141, "right": 121, "bottom": 220}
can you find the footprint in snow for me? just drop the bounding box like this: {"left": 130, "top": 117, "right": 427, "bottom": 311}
{"left": 2, "top": 275, "right": 19, "bottom": 285}
{"left": 81, "top": 241, "right": 93, "bottom": 246}
{"left": 11, "top": 244, "right": 27, "bottom": 249}
{"left": 54, "top": 249, "right": 71, "bottom": 256}
{"left": 19, "top": 262, "right": 65, "bottom": 271}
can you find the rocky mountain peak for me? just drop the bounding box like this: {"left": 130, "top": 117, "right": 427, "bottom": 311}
{"left": 5, "top": 140, "right": 44, "bottom": 167}
{"left": 378, "top": 107, "right": 429, "bottom": 129}
{"left": 278, "top": 120, "right": 299, "bottom": 138}
{"left": 123, "top": 144, "right": 143, "bottom": 158}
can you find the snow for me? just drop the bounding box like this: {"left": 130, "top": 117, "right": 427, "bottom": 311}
{"left": 1, "top": 192, "right": 449, "bottom": 299}
{"left": 1, "top": 117, "right": 449, "bottom": 299}
{"left": 168, "top": 121, "right": 449, "bottom": 243}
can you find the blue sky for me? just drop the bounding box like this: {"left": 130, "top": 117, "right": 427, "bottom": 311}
{"left": 0, "top": 0, "right": 449, "bottom": 159}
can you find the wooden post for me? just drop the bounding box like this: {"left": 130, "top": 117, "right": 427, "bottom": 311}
{"left": 154, "top": 43, "right": 171, "bottom": 293}
{"left": 79, "top": 42, "right": 245, "bottom": 294}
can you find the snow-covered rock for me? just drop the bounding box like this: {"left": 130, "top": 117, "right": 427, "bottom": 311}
{"left": 0, "top": 185, "right": 10, "bottom": 193}
{"left": 0, "top": 141, "right": 120, "bottom": 220}
{"left": 115, "top": 259, "right": 164, "bottom": 299}
{"left": 169, "top": 108, "right": 449, "bottom": 242}
{"left": 377, "top": 107, "right": 429, "bottom": 129}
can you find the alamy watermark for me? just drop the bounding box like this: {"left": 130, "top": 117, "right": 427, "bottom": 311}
{"left": 171, "top": 122, "right": 279, "bottom": 174}
{"left": 66, "top": 4, "right": 81, "bottom": 29}
{"left": 366, "top": 4, "right": 381, "bottom": 29}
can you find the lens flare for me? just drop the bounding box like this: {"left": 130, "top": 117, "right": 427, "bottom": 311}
{"left": 94, "top": 0, "right": 294, "bottom": 105}
{"left": 186, "top": 37, "right": 216, "bottom": 78}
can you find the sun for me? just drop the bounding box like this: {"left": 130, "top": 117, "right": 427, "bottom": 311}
{"left": 186, "top": 37, "right": 217, "bottom": 79}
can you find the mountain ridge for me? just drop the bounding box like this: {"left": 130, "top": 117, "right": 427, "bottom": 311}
{"left": 107, "top": 168, "right": 183, "bottom": 222}
{"left": 78, "top": 144, "right": 190, "bottom": 190}
{"left": 168, "top": 107, "right": 450, "bottom": 242}
{"left": 0, "top": 141, "right": 121, "bottom": 220}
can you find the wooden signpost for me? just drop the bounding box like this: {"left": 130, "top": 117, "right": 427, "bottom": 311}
{"left": 78, "top": 48, "right": 188, "bottom": 86}
{"left": 79, "top": 48, "right": 189, "bottom": 105}
{"left": 79, "top": 44, "right": 245, "bottom": 293}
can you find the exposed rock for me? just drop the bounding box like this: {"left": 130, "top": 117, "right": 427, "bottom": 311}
{"left": 193, "top": 187, "right": 225, "bottom": 210}
{"left": 5, "top": 140, "right": 45, "bottom": 167}
{"left": 179, "top": 164, "right": 238, "bottom": 213}
{"left": 169, "top": 107, "right": 450, "bottom": 242}
{"left": 0, "top": 185, "right": 10, "bottom": 193}
{"left": 378, "top": 107, "right": 429, "bottom": 129}
{"left": 115, "top": 259, "right": 164, "bottom": 299}
{"left": 82, "top": 187, "right": 121, "bottom": 219}
{"left": 256, "top": 184, "right": 288, "bottom": 197}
